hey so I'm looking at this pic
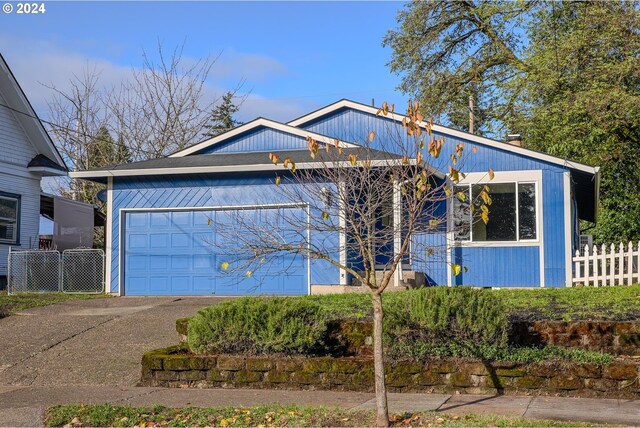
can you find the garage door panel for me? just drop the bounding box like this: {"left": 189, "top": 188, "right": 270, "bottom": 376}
{"left": 171, "top": 255, "right": 190, "bottom": 270}
{"left": 149, "top": 255, "right": 169, "bottom": 269}
{"left": 150, "top": 212, "right": 170, "bottom": 227}
{"left": 149, "top": 277, "right": 170, "bottom": 294}
{"left": 128, "top": 234, "right": 147, "bottom": 249}
{"left": 128, "top": 212, "right": 148, "bottom": 228}
{"left": 172, "top": 211, "right": 191, "bottom": 226}
{"left": 124, "top": 208, "right": 308, "bottom": 296}
{"left": 127, "top": 277, "right": 148, "bottom": 295}
{"left": 149, "top": 234, "right": 169, "bottom": 249}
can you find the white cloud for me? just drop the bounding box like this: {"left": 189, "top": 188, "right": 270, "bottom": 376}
{"left": 0, "top": 33, "right": 297, "bottom": 122}
{"left": 209, "top": 49, "right": 288, "bottom": 82}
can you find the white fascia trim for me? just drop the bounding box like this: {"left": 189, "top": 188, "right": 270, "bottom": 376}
{"left": 289, "top": 100, "right": 598, "bottom": 175}
{"left": 106, "top": 177, "right": 114, "bottom": 295}
{"left": 456, "top": 169, "right": 542, "bottom": 184}
{"left": 169, "top": 117, "right": 357, "bottom": 158}
{"left": 70, "top": 159, "right": 445, "bottom": 180}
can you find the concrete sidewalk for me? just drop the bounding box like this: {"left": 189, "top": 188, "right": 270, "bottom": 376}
{"left": 0, "top": 386, "right": 638, "bottom": 427}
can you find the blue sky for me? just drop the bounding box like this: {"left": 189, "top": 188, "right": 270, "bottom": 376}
{"left": 0, "top": 1, "right": 409, "bottom": 123}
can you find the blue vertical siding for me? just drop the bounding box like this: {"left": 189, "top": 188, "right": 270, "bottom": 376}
{"left": 195, "top": 127, "right": 311, "bottom": 154}
{"left": 300, "top": 107, "right": 571, "bottom": 287}
{"left": 110, "top": 174, "right": 340, "bottom": 294}
{"left": 451, "top": 246, "right": 540, "bottom": 287}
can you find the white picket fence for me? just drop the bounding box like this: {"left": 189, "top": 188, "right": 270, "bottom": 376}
{"left": 573, "top": 242, "right": 640, "bottom": 286}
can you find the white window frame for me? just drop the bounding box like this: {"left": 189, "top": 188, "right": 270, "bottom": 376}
{"left": 0, "top": 192, "right": 20, "bottom": 245}
{"left": 450, "top": 170, "right": 543, "bottom": 247}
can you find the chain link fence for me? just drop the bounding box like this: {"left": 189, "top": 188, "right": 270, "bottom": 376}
{"left": 8, "top": 248, "right": 104, "bottom": 294}
{"left": 61, "top": 249, "right": 105, "bottom": 293}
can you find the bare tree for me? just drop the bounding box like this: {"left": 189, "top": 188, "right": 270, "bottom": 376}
{"left": 213, "top": 101, "right": 491, "bottom": 427}
{"left": 108, "top": 43, "right": 221, "bottom": 159}
{"left": 46, "top": 42, "right": 228, "bottom": 192}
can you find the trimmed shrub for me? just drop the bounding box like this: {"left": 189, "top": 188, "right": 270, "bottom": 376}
{"left": 188, "top": 296, "right": 329, "bottom": 356}
{"left": 384, "top": 287, "right": 509, "bottom": 358}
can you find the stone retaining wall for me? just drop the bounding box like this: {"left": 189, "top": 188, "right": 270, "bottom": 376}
{"left": 176, "top": 319, "right": 640, "bottom": 356}
{"left": 141, "top": 345, "right": 640, "bottom": 399}
{"left": 510, "top": 321, "right": 640, "bottom": 355}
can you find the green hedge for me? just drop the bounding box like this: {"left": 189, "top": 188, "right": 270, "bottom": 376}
{"left": 187, "top": 287, "right": 508, "bottom": 357}
{"left": 188, "top": 296, "right": 329, "bottom": 355}
{"left": 384, "top": 286, "right": 509, "bottom": 358}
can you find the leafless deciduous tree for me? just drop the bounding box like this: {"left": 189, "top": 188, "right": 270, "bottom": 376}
{"left": 212, "top": 101, "right": 491, "bottom": 427}
{"left": 45, "top": 42, "right": 229, "bottom": 200}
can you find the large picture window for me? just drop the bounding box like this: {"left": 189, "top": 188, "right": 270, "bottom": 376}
{"left": 0, "top": 192, "right": 20, "bottom": 244}
{"left": 453, "top": 182, "right": 537, "bottom": 242}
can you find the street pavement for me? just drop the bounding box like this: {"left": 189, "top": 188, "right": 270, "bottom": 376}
{"left": 0, "top": 297, "right": 637, "bottom": 426}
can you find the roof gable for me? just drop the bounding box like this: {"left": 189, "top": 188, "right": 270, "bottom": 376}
{"left": 289, "top": 99, "right": 599, "bottom": 175}
{"left": 170, "top": 117, "right": 356, "bottom": 157}
{"left": 0, "top": 54, "right": 66, "bottom": 171}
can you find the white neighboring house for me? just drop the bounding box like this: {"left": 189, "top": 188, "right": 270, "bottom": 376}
{"left": 0, "top": 54, "right": 68, "bottom": 285}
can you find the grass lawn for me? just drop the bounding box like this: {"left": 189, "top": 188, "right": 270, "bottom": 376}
{"left": 45, "top": 404, "right": 612, "bottom": 427}
{"left": 498, "top": 285, "right": 640, "bottom": 321}
{"left": 304, "top": 285, "right": 640, "bottom": 322}
{"left": 0, "top": 291, "right": 109, "bottom": 319}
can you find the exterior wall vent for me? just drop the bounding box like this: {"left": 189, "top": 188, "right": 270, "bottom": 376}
{"left": 506, "top": 134, "right": 522, "bottom": 147}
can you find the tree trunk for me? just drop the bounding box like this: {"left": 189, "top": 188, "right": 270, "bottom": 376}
{"left": 371, "top": 292, "right": 389, "bottom": 427}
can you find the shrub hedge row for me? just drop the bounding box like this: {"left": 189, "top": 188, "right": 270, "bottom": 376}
{"left": 187, "top": 287, "right": 510, "bottom": 357}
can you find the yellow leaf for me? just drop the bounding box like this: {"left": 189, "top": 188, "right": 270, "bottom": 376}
{"left": 481, "top": 211, "right": 489, "bottom": 224}
{"left": 207, "top": 218, "right": 211, "bottom": 226}
{"left": 417, "top": 151, "right": 423, "bottom": 164}
{"left": 246, "top": 271, "right": 252, "bottom": 278}
{"left": 349, "top": 153, "right": 357, "bottom": 166}
{"left": 426, "top": 248, "right": 434, "bottom": 257}
{"left": 269, "top": 153, "right": 280, "bottom": 165}
{"left": 429, "top": 219, "right": 440, "bottom": 228}
{"left": 456, "top": 191, "right": 466, "bottom": 201}
{"left": 451, "top": 264, "right": 462, "bottom": 276}
{"left": 283, "top": 157, "right": 291, "bottom": 168}
{"left": 419, "top": 139, "right": 424, "bottom": 149}
{"left": 260, "top": 258, "right": 265, "bottom": 263}
{"left": 488, "top": 168, "right": 495, "bottom": 180}
{"left": 369, "top": 131, "right": 376, "bottom": 142}
{"left": 221, "top": 262, "right": 229, "bottom": 270}
{"left": 402, "top": 155, "right": 409, "bottom": 165}
{"left": 449, "top": 166, "right": 459, "bottom": 183}
{"left": 444, "top": 187, "right": 452, "bottom": 197}
{"left": 322, "top": 211, "right": 329, "bottom": 220}
{"left": 291, "top": 162, "right": 296, "bottom": 173}
{"left": 275, "top": 175, "right": 281, "bottom": 186}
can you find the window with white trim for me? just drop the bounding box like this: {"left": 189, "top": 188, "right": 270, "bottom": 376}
{"left": 453, "top": 182, "right": 537, "bottom": 242}
{"left": 0, "top": 192, "right": 20, "bottom": 244}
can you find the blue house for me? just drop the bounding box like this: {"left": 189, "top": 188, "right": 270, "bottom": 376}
{"left": 71, "top": 99, "right": 599, "bottom": 296}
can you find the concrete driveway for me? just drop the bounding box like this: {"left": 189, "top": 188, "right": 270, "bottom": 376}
{"left": 0, "top": 296, "right": 224, "bottom": 387}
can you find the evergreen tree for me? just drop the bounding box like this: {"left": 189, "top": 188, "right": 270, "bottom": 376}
{"left": 203, "top": 91, "right": 242, "bottom": 138}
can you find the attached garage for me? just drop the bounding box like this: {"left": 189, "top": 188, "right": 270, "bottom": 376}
{"left": 122, "top": 207, "right": 308, "bottom": 296}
